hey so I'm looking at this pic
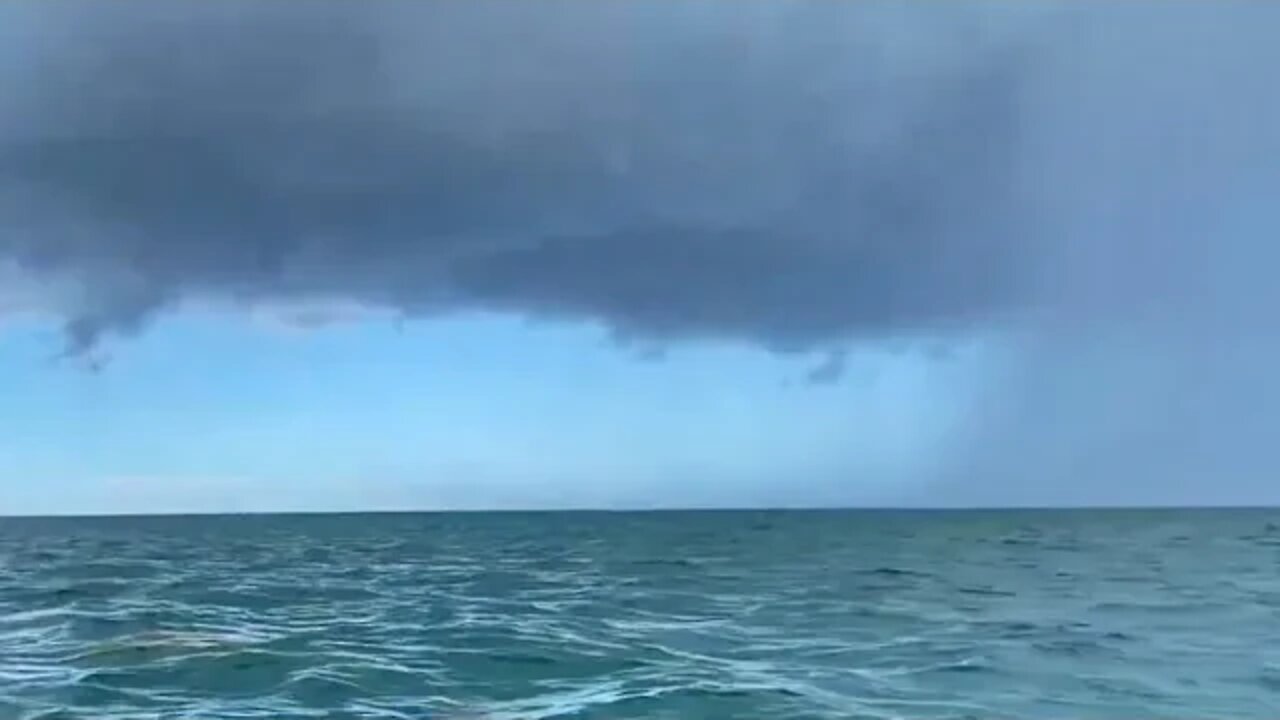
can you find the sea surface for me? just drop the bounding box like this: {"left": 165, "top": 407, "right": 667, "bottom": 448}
{"left": 0, "top": 509, "right": 1278, "bottom": 719}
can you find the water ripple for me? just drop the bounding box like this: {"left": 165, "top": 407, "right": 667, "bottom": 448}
{"left": 1, "top": 509, "right": 1277, "bottom": 718}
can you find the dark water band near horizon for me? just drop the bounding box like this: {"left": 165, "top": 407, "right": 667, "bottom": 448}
{"left": 1, "top": 509, "right": 1278, "bottom": 719}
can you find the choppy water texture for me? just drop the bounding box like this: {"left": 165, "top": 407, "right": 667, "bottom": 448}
{"left": 1, "top": 509, "right": 1279, "bottom": 719}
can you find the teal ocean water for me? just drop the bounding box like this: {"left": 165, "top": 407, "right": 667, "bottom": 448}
{"left": 1, "top": 509, "right": 1277, "bottom": 719}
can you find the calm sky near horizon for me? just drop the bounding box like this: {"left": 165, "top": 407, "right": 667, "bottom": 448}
{"left": 2, "top": 1, "right": 1279, "bottom": 514}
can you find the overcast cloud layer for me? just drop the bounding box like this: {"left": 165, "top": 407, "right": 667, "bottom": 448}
{"left": 1, "top": 1, "right": 1041, "bottom": 353}
{"left": 3, "top": 1, "right": 1279, "bottom": 504}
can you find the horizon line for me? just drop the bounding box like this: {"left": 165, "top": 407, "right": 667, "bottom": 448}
{"left": 2, "top": 503, "right": 1277, "bottom": 521}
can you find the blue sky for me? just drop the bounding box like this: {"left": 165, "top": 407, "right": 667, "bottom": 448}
{"left": 0, "top": 310, "right": 989, "bottom": 514}
{"left": 3, "top": 2, "right": 1280, "bottom": 512}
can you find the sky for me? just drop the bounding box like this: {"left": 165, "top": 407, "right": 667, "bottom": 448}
{"left": 2, "top": 1, "right": 1279, "bottom": 513}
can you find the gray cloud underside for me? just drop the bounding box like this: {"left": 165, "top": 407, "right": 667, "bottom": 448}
{"left": 1, "top": 2, "right": 1038, "bottom": 354}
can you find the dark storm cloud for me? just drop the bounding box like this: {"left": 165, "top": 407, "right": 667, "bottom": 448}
{"left": 0, "top": 1, "right": 1039, "bottom": 355}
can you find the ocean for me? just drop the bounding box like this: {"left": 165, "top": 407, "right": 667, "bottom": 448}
{"left": 0, "top": 509, "right": 1277, "bottom": 719}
